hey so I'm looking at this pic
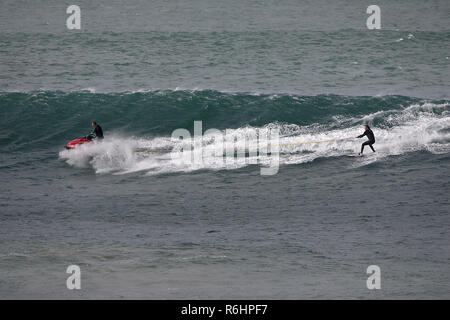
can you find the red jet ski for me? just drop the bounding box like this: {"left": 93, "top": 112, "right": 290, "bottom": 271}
{"left": 65, "top": 137, "right": 92, "bottom": 150}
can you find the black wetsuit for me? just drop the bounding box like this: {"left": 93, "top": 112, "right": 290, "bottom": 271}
{"left": 358, "top": 128, "right": 375, "bottom": 153}
{"left": 87, "top": 124, "right": 104, "bottom": 140}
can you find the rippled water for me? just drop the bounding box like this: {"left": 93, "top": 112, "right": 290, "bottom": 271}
{"left": 0, "top": 0, "right": 449, "bottom": 299}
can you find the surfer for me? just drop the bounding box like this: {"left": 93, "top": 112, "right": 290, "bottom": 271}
{"left": 356, "top": 124, "right": 375, "bottom": 156}
{"left": 86, "top": 121, "right": 104, "bottom": 140}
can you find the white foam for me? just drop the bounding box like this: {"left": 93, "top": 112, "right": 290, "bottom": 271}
{"left": 59, "top": 103, "right": 450, "bottom": 175}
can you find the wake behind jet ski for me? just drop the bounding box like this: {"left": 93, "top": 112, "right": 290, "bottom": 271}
{"left": 65, "top": 121, "right": 104, "bottom": 150}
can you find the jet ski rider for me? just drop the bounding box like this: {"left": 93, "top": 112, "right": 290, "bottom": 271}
{"left": 86, "top": 121, "right": 104, "bottom": 140}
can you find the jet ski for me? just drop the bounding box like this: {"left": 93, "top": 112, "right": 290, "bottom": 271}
{"left": 65, "top": 137, "right": 92, "bottom": 150}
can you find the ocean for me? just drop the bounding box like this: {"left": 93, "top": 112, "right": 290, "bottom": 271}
{"left": 0, "top": 0, "right": 449, "bottom": 299}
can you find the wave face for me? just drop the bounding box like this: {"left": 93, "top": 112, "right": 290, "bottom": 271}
{"left": 0, "top": 90, "right": 449, "bottom": 174}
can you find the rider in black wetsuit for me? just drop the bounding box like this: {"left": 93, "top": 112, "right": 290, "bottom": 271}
{"left": 87, "top": 121, "right": 104, "bottom": 140}
{"left": 356, "top": 125, "right": 375, "bottom": 155}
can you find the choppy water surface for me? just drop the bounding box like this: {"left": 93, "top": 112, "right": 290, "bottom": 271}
{"left": 0, "top": 0, "right": 449, "bottom": 298}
